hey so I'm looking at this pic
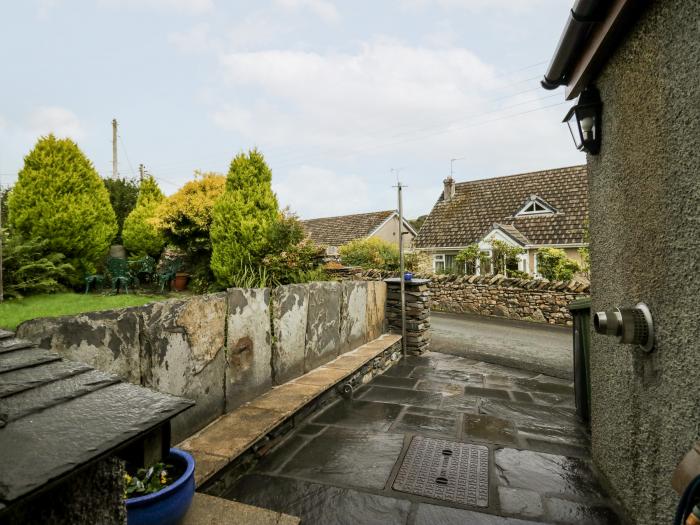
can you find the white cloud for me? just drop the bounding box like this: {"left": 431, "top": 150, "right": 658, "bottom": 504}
{"left": 213, "top": 40, "right": 499, "bottom": 151}
{"left": 168, "top": 23, "right": 215, "bottom": 54}
{"left": 27, "top": 107, "right": 85, "bottom": 141}
{"left": 275, "top": 0, "right": 339, "bottom": 22}
{"left": 98, "top": 0, "right": 214, "bottom": 14}
{"left": 273, "top": 165, "right": 371, "bottom": 218}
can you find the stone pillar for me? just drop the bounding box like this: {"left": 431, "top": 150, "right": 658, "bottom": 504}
{"left": 384, "top": 278, "right": 431, "bottom": 354}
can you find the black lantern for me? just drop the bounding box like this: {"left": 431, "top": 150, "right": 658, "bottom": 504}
{"left": 562, "top": 86, "right": 602, "bottom": 154}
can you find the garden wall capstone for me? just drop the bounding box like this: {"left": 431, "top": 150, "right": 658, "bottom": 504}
{"left": 335, "top": 269, "right": 590, "bottom": 326}
{"left": 15, "top": 280, "right": 387, "bottom": 441}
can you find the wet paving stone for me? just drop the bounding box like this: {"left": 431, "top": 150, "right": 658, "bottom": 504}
{"left": 296, "top": 423, "right": 327, "bottom": 436}
{"left": 440, "top": 392, "right": 479, "bottom": 412}
{"left": 415, "top": 379, "right": 464, "bottom": 394}
{"left": 382, "top": 364, "right": 415, "bottom": 378}
{"left": 464, "top": 385, "right": 512, "bottom": 400}
{"left": 358, "top": 386, "right": 443, "bottom": 409}
{"left": 494, "top": 448, "right": 605, "bottom": 499}
{"left": 406, "top": 406, "right": 461, "bottom": 419}
{"left": 514, "top": 378, "right": 574, "bottom": 395}
{"left": 369, "top": 375, "right": 419, "bottom": 389}
{"left": 312, "top": 399, "right": 403, "bottom": 431}
{"left": 414, "top": 503, "right": 541, "bottom": 524}
{"left": 529, "top": 391, "right": 576, "bottom": 408}
{"left": 462, "top": 413, "right": 518, "bottom": 445}
{"left": 510, "top": 391, "right": 534, "bottom": 403}
{"left": 522, "top": 437, "right": 589, "bottom": 459}
{"left": 544, "top": 496, "right": 621, "bottom": 524}
{"left": 389, "top": 412, "right": 458, "bottom": 438}
{"left": 258, "top": 435, "right": 310, "bottom": 473}
{"left": 497, "top": 487, "right": 545, "bottom": 519}
{"left": 277, "top": 426, "right": 404, "bottom": 490}
{"left": 479, "top": 399, "right": 580, "bottom": 432}
{"left": 224, "top": 473, "right": 411, "bottom": 524}
{"left": 411, "top": 367, "right": 473, "bottom": 383}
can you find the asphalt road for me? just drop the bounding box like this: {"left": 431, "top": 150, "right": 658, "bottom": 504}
{"left": 429, "top": 311, "right": 573, "bottom": 379}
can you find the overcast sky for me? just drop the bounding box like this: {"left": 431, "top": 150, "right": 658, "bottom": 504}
{"left": 0, "top": 0, "right": 582, "bottom": 219}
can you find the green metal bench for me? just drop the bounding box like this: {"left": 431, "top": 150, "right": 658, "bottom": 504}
{"left": 107, "top": 257, "right": 132, "bottom": 294}
{"left": 129, "top": 256, "right": 156, "bottom": 288}
{"left": 157, "top": 257, "right": 183, "bottom": 293}
{"left": 84, "top": 274, "right": 105, "bottom": 294}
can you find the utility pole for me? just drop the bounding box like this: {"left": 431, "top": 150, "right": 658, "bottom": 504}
{"left": 112, "top": 119, "right": 118, "bottom": 179}
{"left": 392, "top": 168, "right": 407, "bottom": 356}
{"left": 139, "top": 164, "right": 144, "bottom": 182}
{"left": 450, "top": 157, "right": 464, "bottom": 179}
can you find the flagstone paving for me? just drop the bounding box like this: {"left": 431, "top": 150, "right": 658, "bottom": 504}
{"left": 221, "top": 352, "right": 623, "bottom": 524}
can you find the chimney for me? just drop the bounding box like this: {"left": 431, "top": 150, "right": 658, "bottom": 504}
{"left": 443, "top": 177, "right": 455, "bottom": 201}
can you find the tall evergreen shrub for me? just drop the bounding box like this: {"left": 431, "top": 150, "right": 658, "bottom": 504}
{"left": 122, "top": 175, "right": 165, "bottom": 257}
{"left": 210, "top": 149, "right": 279, "bottom": 287}
{"left": 8, "top": 135, "right": 117, "bottom": 279}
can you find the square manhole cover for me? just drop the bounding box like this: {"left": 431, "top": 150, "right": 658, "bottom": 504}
{"left": 392, "top": 436, "right": 489, "bottom": 507}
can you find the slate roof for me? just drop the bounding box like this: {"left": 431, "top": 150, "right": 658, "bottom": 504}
{"left": 301, "top": 210, "right": 395, "bottom": 246}
{"left": 414, "top": 165, "right": 588, "bottom": 249}
{"left": 0, "top": 330, "right": 193, "bottom": 507}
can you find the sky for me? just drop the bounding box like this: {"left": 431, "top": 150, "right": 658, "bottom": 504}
{"left": 0, "top": 0, "right": 582, "bottom": 220}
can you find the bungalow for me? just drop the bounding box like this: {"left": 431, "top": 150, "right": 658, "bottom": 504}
{"left": 301, "top": 210, "right": 417, "bottom": 255}
{"left": 413, "top": 165, "right": 588, "bottom": 276}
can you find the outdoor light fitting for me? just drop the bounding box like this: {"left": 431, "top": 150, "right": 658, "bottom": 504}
{"left": 562, "top": 85, "right": 602, "bottom": 155}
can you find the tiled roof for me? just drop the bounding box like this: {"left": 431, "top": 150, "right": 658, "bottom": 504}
{"left": 301, "top": 210, "right": 395, "bottom": 246}
{"left": 414, "top": 165, "right": 588, "bottom": 248}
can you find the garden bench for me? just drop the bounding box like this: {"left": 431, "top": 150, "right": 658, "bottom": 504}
{"left": 107, "top": 257, "right": 132, "bottom": 294}
{"left": 157, "top": 258, "right": 183, "bottom": 293}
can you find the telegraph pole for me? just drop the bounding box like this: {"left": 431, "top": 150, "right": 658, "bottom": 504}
{"left": 392, "top": 168, "right": 407, "bottom": 356}
{"left": 139, "top": 164, "right": 145, "bottom": 182}
{"left": 112, "top": 119, "right": 118, "bottom": 179}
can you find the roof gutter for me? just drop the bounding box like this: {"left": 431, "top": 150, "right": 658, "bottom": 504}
{"left": 541, "top": 0, "right": 605, "bottom": 90}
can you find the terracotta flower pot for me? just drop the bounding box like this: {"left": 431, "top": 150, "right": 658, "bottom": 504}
{"left": 172, "top": 272, "right": 189, "bottom": 292}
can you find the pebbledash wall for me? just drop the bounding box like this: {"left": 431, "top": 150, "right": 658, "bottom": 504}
{"left": 16, "top": 281, "right": 386, "bottom": 441}
{"left": 584, "top": 1, "right": 700, "bottom": 523}
{"left": 343, "top": 270, "right": 589, "bottom": 327}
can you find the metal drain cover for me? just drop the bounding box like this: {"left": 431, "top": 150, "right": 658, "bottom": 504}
{"left": 392, "top": 436, "right": 489, "bottom": 507}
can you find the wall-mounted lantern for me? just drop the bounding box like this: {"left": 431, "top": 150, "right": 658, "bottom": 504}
{"left": 562, "top": 86, "right": 602, "bottom": 155}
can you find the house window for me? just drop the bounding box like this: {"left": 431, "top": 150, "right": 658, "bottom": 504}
{"left": 445, "top": 254, "right": 456, "bottom": 272}
{"left": 433, "top": 254, "right": 445, "bottom": 272}
{"left": 516, "top": 196, "right": 555, "bottom": 216}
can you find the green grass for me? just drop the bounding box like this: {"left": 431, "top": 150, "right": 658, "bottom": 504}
{"left": 0, "top": 293, "right": 170, "bottom": 331}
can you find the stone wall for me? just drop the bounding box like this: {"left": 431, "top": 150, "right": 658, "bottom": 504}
{"left": 336, "top": 269, "right": 589, "bottom": 327}
{"left": 585, "top": 1, "right": 700, "bottom": 523}
{"left": 16, "top": 281, "right": 387, "bottom": 441}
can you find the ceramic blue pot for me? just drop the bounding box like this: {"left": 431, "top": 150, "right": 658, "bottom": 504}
{"left": 404, "top": 272, "right": 413, "bottom": 281}
{"left": 126, "top": 448, "right": 195, "bottom": 525}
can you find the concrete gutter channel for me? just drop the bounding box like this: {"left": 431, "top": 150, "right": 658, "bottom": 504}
{"left": 177, "top": 333, "right": 403, "bottom": 521}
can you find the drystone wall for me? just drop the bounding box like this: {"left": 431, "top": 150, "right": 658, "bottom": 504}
{"left": 16, "top": 281, "right": 386, "bottom": 441}
{"left": 335, "top": 269, "right": 589, "bottom": 326}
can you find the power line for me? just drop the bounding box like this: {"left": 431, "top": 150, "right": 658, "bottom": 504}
{"left": 117, "top": 134, "right": 137, "bottom": 178}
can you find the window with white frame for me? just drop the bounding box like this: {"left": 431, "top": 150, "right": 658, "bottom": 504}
{"left": 433, "top": 254, "right": 445, "bottom": 272}
{"left": 516, "top": 196, "right": 555, "bottom": 216}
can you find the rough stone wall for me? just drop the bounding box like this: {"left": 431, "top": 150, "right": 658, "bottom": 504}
{"left": 2, "top": 456, "right": 126, "bottom": 525}
{"left": 333, "top": 269, "right": 588, "bottom": 326}
{"left": 16, "top": 281, "right": 387, "bottom": 440}
{"left": 586, "top": 1, "right": 700, "bottom": 523}
{"left": 429, "top": 274, "right": 588, "bottom": 326}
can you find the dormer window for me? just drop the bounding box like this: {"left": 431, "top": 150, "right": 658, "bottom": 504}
{"left": 516, "top": 195, "right": 556, "bottom": 216}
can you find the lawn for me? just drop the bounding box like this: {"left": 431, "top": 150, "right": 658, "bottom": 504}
{"left": 0, "top": 293, "right": 170, "bottom": 331}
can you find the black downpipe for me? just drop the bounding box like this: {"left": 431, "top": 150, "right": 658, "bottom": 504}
{"left": 541, "top": 0, "right": 604, "bottom": 90}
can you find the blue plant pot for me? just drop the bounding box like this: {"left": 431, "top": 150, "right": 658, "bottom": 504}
{"left": 404, "top": 272, "right": 413, "bottom": 281}
{"left": 126, "top": 448, "right": 195, "bottom": 525}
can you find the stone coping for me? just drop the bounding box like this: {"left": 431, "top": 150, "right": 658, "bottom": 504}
{"left": 182, "top": 493, "right": 299, "bottom": 525}
{"left": 178, "top": 333, "right": 402, "bottom": 488}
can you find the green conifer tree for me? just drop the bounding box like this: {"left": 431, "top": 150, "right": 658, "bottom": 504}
{"left": 8, "top": 135, "right": 117, "bottom": 279}
{"left": 122, "top": 175, "right": 166, "bottom": 257}
{"left": 210, "top": 149, "right": 279, "bottom": 287}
